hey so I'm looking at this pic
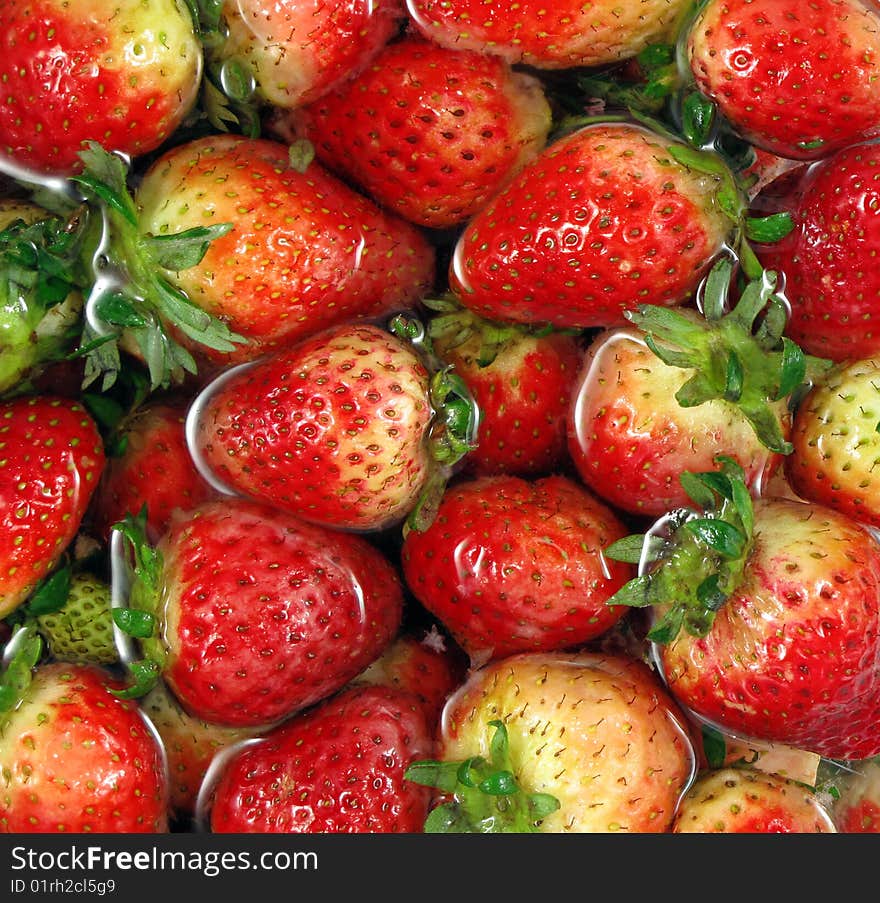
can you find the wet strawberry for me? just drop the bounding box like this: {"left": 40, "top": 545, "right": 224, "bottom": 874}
{"left": 209, "top": 684, "right": 433, "bottom": 833}
{"left": 0, "top": 0, "right": 202, "bottom": 174}
{"left": 0, "top": 396, "right": 105, "bottom": 619}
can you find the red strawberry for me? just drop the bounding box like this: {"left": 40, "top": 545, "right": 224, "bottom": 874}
{"left": 352, "top": 628, "right": 467, "bottom": 728}
{"left": 427, "top": 300, "right": 580, "bottom": 477}
{"left": 208, "top": 684, "right": 433, "bottom": 833}
{"left": 407, "top": 651, "right": 697, "bottom": 833}
{"left": 91, "top": 401, "right": 217, "bottom": 542}
{"left": 567, "top": 324, "right": 787, "bottom": 518}
{"left": 400, "top": 474, "right": 634, "bottom": 663}
{"left": 406, "top": 0, "right": 693, "bottom": 69}
{"left": 785, "top": 357, "right": 880, "bottom": 527}
{"left": 0, "top": 655, "right": 168, "bottom": 833}
{"left": 279, "top": 35, "right": 552, "bottom": 229}
{"left": 212, "top": 0, "right": 405, "bottom": 111}
{"left": 117, "top": 497, "right": 403, "bottom": 727}
{"left": 0, "top": 0, "right": 202, "bottom": 175}
{"left": 141, "top": 680, "right": 265, "bottom": 822}
{"left": 0, "top": 395, "right": 105, "bottom": 619}
{"left": 755, "top": 141, "right": 880, "bottom": 362}
{"left": 607, "top": 459, "right": 880, "bottom": 760}
{"left": 830, "top": 760, "right": 880, "bottom": 832}
{"left": 190, "top": 321, "right": 472, "bottom": 533}
{"left": 687, "top": 0, "right": 880, "bottom": 161}
{"left": 671, "top": 767, "right": 836, "bottom": 833}
{"left": 448, "top": 121, "right": 734, "bottom": 331}
{"left": 134, "top": 134, "right": 436, "bottom": 367}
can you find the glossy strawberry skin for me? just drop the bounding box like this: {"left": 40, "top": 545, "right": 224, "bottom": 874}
{"left": 756, "top": 141, "right": 880, "bottom": 361}
{"left": 209, "top": 684, "right": 433, "bottom": 833}
{"left": 192, "top": 323, "right": 434, "bottom": 532}
{"left": 154, "top": 499, "right": 403, "bottom": 727}
{"left": 433, "top": 327, "right": 580, "bottom": 478}
{"left": 91, "top": 402, "right": 216, "bottom": 542}
{"left": 0, "top": 0, "right": 202, "bottom": 175}
{"left": 658, "top": 497, "right": 880, "bottom": 761}
{"left": 0, "top": 396, "right": 105, "bottom": 618}
{"left": 401, "top": 474, "right": 633, "bottom": 663}
{"left": 135, "top": 135, "right": 436, "bottom": 366}
{"left": 567, "top": 327, "right": 786, "bottom": 517}
{"left": 449, "top": 122, "right": 731, "bottom": 331}
{"left": 672, "top": 767, "right": 836, "bottom": 833}
{"left": 218, "top": 0, "right": 405, "bottom": 110}
{"left": 285, "top": 36, "right": 552, "bottom": 229}
{"left": 688, "top": 0, "right": 880, "bottom": 161}
{"left": 406, "top": 0, "right": 692, "bottom": 69}
{"left": 785, "top": 358, "right": 880, "bottom": 527}
{"left": 0, "top": 663, "right": 169, "bottom": 833}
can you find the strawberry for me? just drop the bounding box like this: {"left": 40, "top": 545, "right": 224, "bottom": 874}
{"left": 448, "top": 121, "right": 736, "bottom": 331}
{"left": 114, "top": 498, "right": 404, "bottom": 727}
{"left": 134, "top": 134, "right": 437, "bottom": 368}
{"left": 190, "top": 321, "right": 474, "bottom": 533}
{"left": 352, "top": 628, "right": 467, "bottom": 728}
{"left": 278, "top": 35, "right": 552, "bottom": 229}
{"left": 0, "top": 395, "right": 105, "bottom": 619}
{"left": 406, "top": 651, "right": 697, "bottom": 832}
{"left": 0, "top": 0, "right": 202, "bottom": 175}
{"left": 0, "top": 637, "right": 169, "bottom": 833}
{"left": 406, "top": 0, "right": 693, "bottom": 70}
{"left": 671, "top": 767, "right": 836, "bottom": 833}
{"left": 755, "top": 140, "right": 880, "bottom": 362}
{"left": 141, "top": 679, "right": 265, "bottom": 823}
{"left": 785, "top": 357, "right": 880, "bottom": 528}
{"left": 91, "top": 401, "right": 217, "bottom": 542}
{"left": 400, "top": 474, "right": 634, "bottom": 663}
{"left": 207, "top": 0, "right": 405, "bottom": 113}
{"left": 35, "top": 569, "right": 118, "bottom": 666}
{"left": 208, "top": 684, "right": 433, "bottom": 833}
{"left": 566, "top": 255, "right": 825, "bottom": 517}
{"left": 828, "top": 760, "right": 880, "bottom": 832}
{"left": 426, "top": 298, "right": 580, "bottom": 477}
{"left": 606, "top": 458, "right": 880, "bottom": 760}
{"left": 687, "top": 0, "right": 880, "bottom": 161}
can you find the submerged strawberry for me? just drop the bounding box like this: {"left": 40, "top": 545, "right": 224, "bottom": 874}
{"left": 0, "top": 638, "right": 168, "bottom": 833}
{"left": 0, "top": 396, "right": 105, "bottom": 619}
{"left": 191, "top": 321, "right": 475, "bottom": 533}
{"left": 406, "top": 0, "right": 693, "bottom": 69}
{"left": 448, "top": 121, "right": 735, "bottom": 331}
{"left": 687, "top": 0, "right": 880, "bottom": 160}
{"left": 209, "top": 684, "right": 433, "bottom": 834}
{"left": 114, "top": 498, "right": 403, "bottom": 728}
{"left": 282, "top": 35, "right": 552, "bottom": 229}
{"left": 0, "top": 0, "right": 202, "bottom": 174}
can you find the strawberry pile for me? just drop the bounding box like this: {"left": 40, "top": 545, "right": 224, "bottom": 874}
{"left": 2, "top": 0, "right": 880, "bottom": 836}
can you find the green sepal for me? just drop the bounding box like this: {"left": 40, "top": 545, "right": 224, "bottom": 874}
{"left": 681, "top": 90, "right": 716, "bottom": 147}
{"left": 701, "top": 724, "right": 729, "bottom": 770}
{"left": 604, "top": 534, "right": 652, "bottom": 565}
{"left": 24, "top": 566, "right": 72, "bottom": 618}
{"left": 405, "top": 720, "right": 561, "bottom": 833}
{"left": 0, "top": 623, "right": 42, "bottom": 715}
{"left": 110, "top": 659, "right": 160, "bottom": 700}
{"left": 144, "top": 224, "right": 234, "bottom": 272}
{"left": 683, "top": 518, "right": 746, "bottom": 559}
{"left": 744, "top": 212, "right": 795, "bottom": 244}
{"left": 111, "top": 608, "right": 156, "bottom": 639}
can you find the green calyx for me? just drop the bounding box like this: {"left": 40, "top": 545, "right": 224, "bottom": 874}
{"left": 405, "top": 720, "right": 560, "bottom": 833}
{"left": 67, "top": 142, "right": 246, "bottom": 392}
{"left": 625, "top": 256, "right": 831, "bottom": 455}
{"left": 108, "top": 508, "right": 165, "bottom": 699}
{"left": 0, "top": 622, "right": 42, "bottom": 727}
{"left": 388, "top": 311, "right": 480, "bottom": 536}
{"left": 605, "top": 455, "right": 754, "bottom": 644}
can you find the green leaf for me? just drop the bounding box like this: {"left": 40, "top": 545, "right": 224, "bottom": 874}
{"left": 647, "top": 605, "right": 685, "bottom": 645}
{"left": 696, "top": 574, "right": 727, "bottom": 612}
{"left": 145, "top": 223, "right": 234, "bottom": 271}
{"left": 775, "top": 337, "right": 807, "bottom": 401}
{"left": 678, "top": 472, "right": 718, "bottom": 511}
{"left": 606, "top": 575, "right": 653, "bottom": 608}
{"left": 110, "top": 659, "right": 160, "bottom": 700}
{"left": 681, "top": 91, "right": 716, "bottom": 147}
{"left": 111, "top": 607, "right": 156, "bottom": 639}
{"left": 24, "top": 567, "right": 72, "bottom": 617}
{"left": 701, "top": 725, "right": 728, "bottom": 769}
{"left": 91, "top": 293, "right": 148, "bottom": 329}
{"left": 700, "top": 256, "right": 734, "bottom": 321}
{"left": 744, "top": 212, "right": 795, "bottom": 244}
{"left": 684, "top": 518, "right": 746, "bottom": 559}
{"left": 0, "top": 625, "right": 42, "bottom": 714}
{"left": 675, "top": 372, "right": 717, "bottom": 407}
{"left": 604, "top": 534, "right": 651, "bottom": 565}
{"left": 404, "top": 760, "right": 461, "bottom": 794}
